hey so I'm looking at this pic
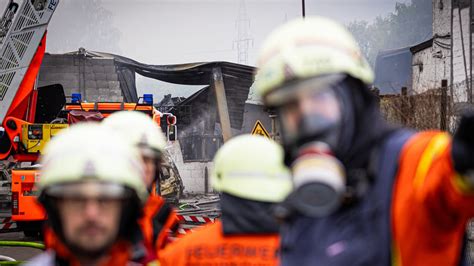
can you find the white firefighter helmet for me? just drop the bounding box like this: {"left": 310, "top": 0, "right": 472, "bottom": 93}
{"left": 38, "top": 123, "right": 148, "bottom": 203}
{"left": 254, "top": 16, "right": 374, "bottom": 106}
{"left": 211, "top": 134, "right": 292, "bottom": 202}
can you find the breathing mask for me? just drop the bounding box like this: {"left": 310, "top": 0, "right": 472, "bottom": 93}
{"left": 271, "top": 75, "right": 351, "bottom": 218}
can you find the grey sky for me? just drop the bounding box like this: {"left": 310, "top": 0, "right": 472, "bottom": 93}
{"left": 102, "top": 0, "right": 407, "bottom": 65}
{"left": 102, "top": 0, "right": 408, "bottom": 99}
{"left": 2, "top": 0, "right": 409, "bottom": 100}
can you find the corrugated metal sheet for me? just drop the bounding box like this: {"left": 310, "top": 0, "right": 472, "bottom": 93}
{"left": 374, "top": 46, "right": 413, "bottom": 95}
{"left": 65, "top": 50, "right": 256, "bottom": 131}
{"left": 110, "top": 53, "right": 255, "bottom": 130}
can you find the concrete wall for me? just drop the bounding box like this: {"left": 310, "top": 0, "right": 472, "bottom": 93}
{"left": 240, "top": 103, "right": 274, "bottom": 136}
{"left": 412, "top": 0, "right": 451, "bottom": 94}
{"left": 433, "top": 0, "right": 451, "bottom": 36}
{"left": 412, "top": 45, "right": 450, "bottom": 93}
{"left": 167, "top": 140, "right": 213, "bottom": 194}
{"left": 451, "top": 5, "right": 471, "bottom": 102}
{"left": 413, "top": 0, "right": 471, "bottom": 101}
{"left": 170, "top": 103, "right": 273, "bottom": 194}
{"left": 38, "top": 54, "right": 123, "bottom": 102}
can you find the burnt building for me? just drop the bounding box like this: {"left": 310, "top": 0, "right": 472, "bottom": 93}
{"left": 38, "top": 49, "right": 268, "bottom": 192}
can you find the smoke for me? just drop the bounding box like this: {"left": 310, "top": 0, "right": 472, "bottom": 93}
{"left": 0, "top": 0, "right": 408, "bottom": 106}
{"left": 0, "top": 2, "right": 8, "bottom": 14}
{"left": 135, "top": 74, "right": 205, "bottom": 102}
{"left": 43, "top": 0, "right": 402, "bottom": 66}
{"left": 46, "top": 0, "right": 121, "bottom": 54}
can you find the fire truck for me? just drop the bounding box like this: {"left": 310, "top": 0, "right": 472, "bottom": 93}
{"left": 0, "top": 0, "right": 183, "bottom": 236}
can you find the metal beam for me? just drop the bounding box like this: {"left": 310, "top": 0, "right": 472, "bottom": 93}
{"left": 302, "top": 0, "right": 306, "bottom": 18}
{"left": 212, "top": 67, "right": 232, "bottom": 142}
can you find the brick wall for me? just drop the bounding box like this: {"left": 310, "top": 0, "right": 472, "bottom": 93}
{"left": 38, "top": 54, "right": 123, "bottom": 102}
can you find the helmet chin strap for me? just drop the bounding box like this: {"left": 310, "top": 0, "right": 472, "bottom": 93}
{"left": 39, "top": 194, "right": 118, "bottom": 262}
{"left": 63, "top": 237, "right": 116, "bottom": 262}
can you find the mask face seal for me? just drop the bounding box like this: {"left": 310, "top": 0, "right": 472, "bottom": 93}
{"left": 277, "top": 80, "right": 342, "bottom": 152}
{"left": 276, "top": 142, "right": 346, "bottom": 218}
{"left": 269, "top": 75, "right": 353, "bottom": 218}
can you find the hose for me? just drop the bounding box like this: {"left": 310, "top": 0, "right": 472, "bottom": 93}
{"left": 0, "top": 262, "right": 21, "bottom": 265}
{"left": 0, "top": 241, "right": 44, "bottom": 250}
{"left": 0, "top": 261, "right": 21, "bottom": 266}
{"left": 0, "top": 255, "right": 15, "bottom": 261}
{"left": 0, "top": 241, "right": 45, "bottom": 265}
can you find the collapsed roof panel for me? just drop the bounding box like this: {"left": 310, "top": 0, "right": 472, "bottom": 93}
{"left": 45, "top": 49, "right": 256, "bottom": 131}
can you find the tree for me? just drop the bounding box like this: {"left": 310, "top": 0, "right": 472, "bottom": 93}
{"left": 347, "top": 0, "right": 432, "bottom": 67}
{"left": 45, "top": 0, "right": 121, "bottom": 54}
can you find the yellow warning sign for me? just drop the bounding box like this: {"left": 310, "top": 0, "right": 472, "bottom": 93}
{"left": 251, "top": 120, "right": 270, "bottom": 139}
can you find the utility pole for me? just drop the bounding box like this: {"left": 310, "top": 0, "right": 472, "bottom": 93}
{"left": 234, "top": 0, "right": 253, "bottom": 65}
{"left": 302, "top": 0, "right": 306, "bottom": 18}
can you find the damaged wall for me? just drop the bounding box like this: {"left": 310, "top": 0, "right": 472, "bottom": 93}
{"left": 412, "top": 0, "right": 472, "bottom": 102}
{"left": 167, "top": 141, "right": 213, "bottom": 194}
{"left": 38, "top": 53, "right": 124, "bottom": 102}
{"left": 412, "top": 41, "right": 450, "bottom": 93}
{"left": 451, "top": 0, "right": 472, "bottom": 102}
{"left": 411, "top": 0, "right": 451, "bottom": 94}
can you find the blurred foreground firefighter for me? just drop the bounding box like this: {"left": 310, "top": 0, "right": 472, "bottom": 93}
{"left": 159, "top": 135, "right": 292, "bottom": 266}
{"left": 104, "top": 110, "right": 183, "bottom": 201}
{"left": 26, "top": 123, "right": 151, "bottom": 265}
{"left": 254, "top": 17, "right": 474, "bottom": 266}
{"left": 102, "top": 111, "right": 180, "bottom": 256}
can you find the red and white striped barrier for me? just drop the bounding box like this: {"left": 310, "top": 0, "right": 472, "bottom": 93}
{"left": 177, "top": 227, "right": 195, "bottom": 235}
{"left": 177, "top": 215, "right": 217, "bottom": 224}
{"left": 173, "top": 215, "right": 220, "bottom": 236}
{"left": 0, "top": 217, "right": 17, "bottom": 231}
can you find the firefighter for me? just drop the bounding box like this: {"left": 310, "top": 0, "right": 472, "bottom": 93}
{"left": 26, "top": 123, "right": 152, "bottom": 265}
{"left": 102, "top": 111, "right": 179, "bottom": 257}
{"left": 254, "top": 16, "right": 474, "bottom": 265}
{"left": 159, "top": 134, "right": 292, "bottom": 266}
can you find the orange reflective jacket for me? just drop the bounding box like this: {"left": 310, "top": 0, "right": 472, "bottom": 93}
{"left": 392, "top": 131, "right": 474, "bottom": 266}
{"left": 159, "top": 220, "right": 280, "bottom": 266}
{"left": 139, "top": 194, "right": 180, "bottom": 256}
{"left": 43, "top": 229, "right": 133, "bottom": 266}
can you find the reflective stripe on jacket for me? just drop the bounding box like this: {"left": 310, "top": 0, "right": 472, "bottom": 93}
{"left": 280, "top": 130, "right": 474, "bottom": 266}
{"left": 392, "top": 131, "right": 474, "bottom": 265}
{"left": 160, "top": 220, "right": 280, "bottom": 266}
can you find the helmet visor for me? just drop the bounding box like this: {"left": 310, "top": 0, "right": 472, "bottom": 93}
{"left": 275, "top": 76, "right": 344, "bottom": 146}
{"left": 265, "top": 74, "right": 345, "bottom": 107}
{"left": 138, "top": 144, "right": 162, "bottom": 160}
{"left": 45, "top": 181, "right": 130, "bottom": 200}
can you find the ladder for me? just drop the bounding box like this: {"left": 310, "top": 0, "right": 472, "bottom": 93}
{"left": 0, "top": 0, "right": 59, "bottom": 123}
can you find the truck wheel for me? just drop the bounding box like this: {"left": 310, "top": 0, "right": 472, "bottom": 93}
{"left": 17, "top": 221, "right": 42, "bottom": 239}
{"left": 23, "top": 229, "right": 40, "bottom": 238}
